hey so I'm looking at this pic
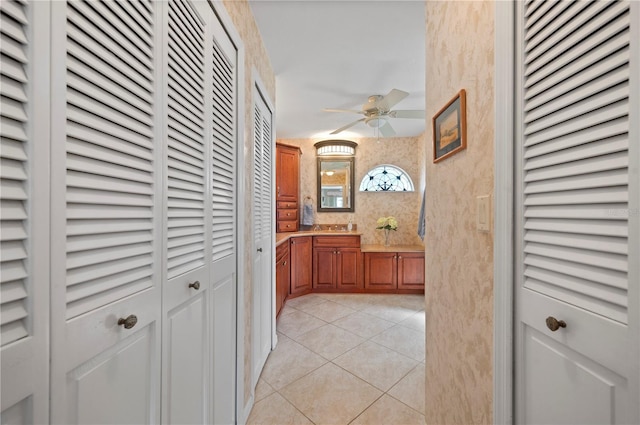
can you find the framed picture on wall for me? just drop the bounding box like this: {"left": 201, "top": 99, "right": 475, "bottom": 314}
{"left": 433, "top": 89, "right": 467, "bottom": 163}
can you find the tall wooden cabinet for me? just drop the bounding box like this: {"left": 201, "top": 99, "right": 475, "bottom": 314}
{"left": 275, "top": 143, "right": 300, "bottom": 232}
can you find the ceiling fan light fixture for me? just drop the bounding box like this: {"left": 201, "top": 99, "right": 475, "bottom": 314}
{"left": 365, "top": 117, "right": 388, "bottom": 128}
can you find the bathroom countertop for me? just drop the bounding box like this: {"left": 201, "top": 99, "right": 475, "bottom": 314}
{"left": 275, "top": 230, "right": 362, "bottom": 246}
{"left": 360, "top": 244, "right": 424, "bottom": 253}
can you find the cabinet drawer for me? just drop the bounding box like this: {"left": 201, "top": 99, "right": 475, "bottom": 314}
{"left": 313, "top": 235, "right": 360, "bottom": 248}
{"left": 277, "top": 221, "right": 298, "bottom": 232}
{"left": 277, "top": 201, "right": 297, "bottom": 209}
{"left": 277, "top": 209, "right": 298, "bottom": 221}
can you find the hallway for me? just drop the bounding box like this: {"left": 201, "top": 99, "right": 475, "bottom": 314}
{"left": 248, "top": 293, "right": 426, "bottom": 425}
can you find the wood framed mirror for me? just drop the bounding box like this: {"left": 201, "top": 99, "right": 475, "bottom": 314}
{"left": 316, "top": 156, "right": 355, "bottom": 212}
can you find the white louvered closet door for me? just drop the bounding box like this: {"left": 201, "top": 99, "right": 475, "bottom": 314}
{"left": 209, "top": 11, "right": 239, "bottom": 425}
{"left": 161, "top": 1, "right": 212, "bottom": 424}
{"left": 49, "top": 1, "right": 163, "bottom": 423}
{"left": 0, "top": 1, "right": 49, "bottom": 423}
{"left": 514, "top": 1, "right": 639, "bottom": 423}
{"left": 251, "top": 90, "right": 273, "bottom": 386}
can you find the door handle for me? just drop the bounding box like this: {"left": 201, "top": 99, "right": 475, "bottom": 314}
{"left": 545, "top": 316, "right": 566, "bottom": 332}
{"left": 188, "top": 281, "right": 200, "bottom": 290}
{"left": 257, "top": 248, "right": 263, "bottom": 252}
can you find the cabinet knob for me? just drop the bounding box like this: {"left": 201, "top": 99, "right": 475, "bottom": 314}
{"left": 189, "top": 281, "right": 200, "bottom": 290}
{"left": 117, "top": 314, "right": 138, "bottom": 329}
{"left": 398, "top": 256, "right": 402, "bottom": 259}
{"left": 545, "top": 316, "right": 567, "bottom": 332}
{"left": 283, "top": 260, "right": 287, "bottom": 266}
{"left": 287, "top": 213, "right": 291, "bottom": 216}
{"left": 337, "top": 251, "right": 341, "bottom": 255}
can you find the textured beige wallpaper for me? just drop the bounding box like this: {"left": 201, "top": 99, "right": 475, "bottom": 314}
{"left": 425, "top": 1, "right": 495, "bottom": 424}
{"left": 221, "top": 0, "right": 275, "bottom": 409}
{"left": 278, "top": 134, "right": 427, "bottom": 246}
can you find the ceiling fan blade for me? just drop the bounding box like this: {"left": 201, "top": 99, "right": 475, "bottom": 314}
{"left": 330, "top": 118, "right": 365, "bottom": 135}
{"left": 323, "top": 108, "right": 364, "bottom": 114}
{"left": 390, "top": 109, "right": 425, "bottom": 119}
{"left": 379, "top": 89, "right": 409, "bottom": 110}
{"left": 379, "top": 121, "right": 396, "bottom": 137}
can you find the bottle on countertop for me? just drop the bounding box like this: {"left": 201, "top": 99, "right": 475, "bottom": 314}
{"left": 347, "top": 218, "right": 353, "bottom": 231}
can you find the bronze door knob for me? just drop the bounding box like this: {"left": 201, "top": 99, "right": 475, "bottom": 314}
{"left": 118, "top": 314, "right": 138, "bottom": 329}
{"left": 545, "top": 316, "right": 566, "bottom": 332}
{"left": 189, "top": 281, "right": 200, "bottom": 290}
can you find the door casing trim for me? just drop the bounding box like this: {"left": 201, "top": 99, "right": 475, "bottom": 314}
{"left": 493, "top": 1, "right": 515, "bottom": 423}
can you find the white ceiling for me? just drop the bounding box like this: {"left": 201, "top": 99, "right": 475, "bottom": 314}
{"left": 249, "top": 0, "right": 426, "bottom": 140}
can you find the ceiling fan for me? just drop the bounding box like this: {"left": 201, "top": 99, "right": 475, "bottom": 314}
{"left": 324, "top": 89, "right": 424, "bottom": 137}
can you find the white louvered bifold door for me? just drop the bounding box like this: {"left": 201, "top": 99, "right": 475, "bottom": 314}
{"left": 208, "top": 12, "right": 239, "bottom": 425}
{"left": 0, "top": 1, "right": 50, "bottom": 423}
{"left": 49, "top": 1, "right": 163, "bottom": 423}
{"left": 515, "top": 1, "right": 639, "bottom": 423}
{"left": 251, "top": 90, "right": 273, "bottom": 388}
{"left": 161, "top": 1, "right": 212, "bottom": 424}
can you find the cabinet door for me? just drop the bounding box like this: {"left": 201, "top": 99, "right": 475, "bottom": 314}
{"left": 290, "top": 237, "right": 312, "bottom": 295}
{"left": 49, "top": 1, "right": 163, "bottom": 422}
{"left": 336, "top": 248, "right": 361, "bottom": 290}
{"left": 162, "top": 1, "right": 212, "bottom": 423}
{"left": 313, "top": 247, "right": 336, "bottom": 289}
{"left": 275, "top": 145, "right": 299, "bottom": 202}
{"left": 0, "top": 2, "right": 50, "bottom": 422}
{"left": 397, "top": 253, "right": 425, "bottom": 290}
{"left": 364, "top": 252, "right": 397, "bottom": 290}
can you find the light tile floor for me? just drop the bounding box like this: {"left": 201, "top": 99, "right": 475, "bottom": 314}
{"left": 248, "top": 293, "right": 426, "bottom": 425}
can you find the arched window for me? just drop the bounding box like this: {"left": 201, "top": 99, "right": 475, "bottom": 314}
{"left": 359, "top": 164, "right": 415, "bottom": 192}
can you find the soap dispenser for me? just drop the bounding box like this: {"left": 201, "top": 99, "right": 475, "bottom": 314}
{"left": 347, "top": 217, "right": 353, "bottom": 231}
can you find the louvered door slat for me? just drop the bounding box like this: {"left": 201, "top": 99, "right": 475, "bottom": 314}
{"left": 1, "top": 0, "right": 29, "bottom": 346}
{"left": 166, "top": 0, "right": 206, "bottom": 279}
{"left": 525, "top": 204, "right": 628, "bottom": 220}
{"left": 64, "top": 0, "right": 156, "bottom": 319}
{"left": 67, "top": 40, "right": 153, "bottom": 104}
{"left": 523, "top": 101, "right": 627, "bottom": 147}
{"left": 525, "top": 149, "right": 627, "bottom": 179}
{"left": 67, "top": 5, "right": 152, "bottom": 91}
{"left": 525, "top": 84, "right": 628, "bottom": 135}
{"left": 525, "top": 64, "right": 628, "bottom": 123}
{"left": 70, "top": 1, "right": 152, "bottom": 65}
{"left": 211, "top": 38, "right": 236, "bottom": 262}
{"left": 525, "top": 45, "right": 629, "bottom": 110}
{"left": 522, "top": 0, "right": 631, "bottom": 324}
{"left": 525, "top": 229, "right": 627, "bottom": 254}
{"left": 525, "top": 1, "right": 575, "bottom": 43}
{"left": 525, "top": 2, "right": 625, "bottom": 74}
{"left": 525, "top": 135, "right": 627, "bottom": 169}
{"left": 253, "top": 107, "right": 263, "bottom": 240}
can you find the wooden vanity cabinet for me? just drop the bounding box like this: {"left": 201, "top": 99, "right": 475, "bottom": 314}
{"left": 312, "top": 235, "right": 362, "bottom": 290}
{"left": 290, "top": 236, "right": 312, "bottom": 296}
{"left": 275, "top": 241, "right": 290, "bottom": 317}
{"left": 276, "top": 144, "right": 300, "bottom": 232}
{"left": 364, "top": 251, "right": 424, "bottom": 291}
{"left": 397, "top": 252, "right": 425, "bottom": 290}
{"left": 363, "top": 252, "right": 397, "bottom": 290}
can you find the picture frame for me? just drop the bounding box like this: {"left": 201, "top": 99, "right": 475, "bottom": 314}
{"left": 433, "top": 89, "right": 467, "bottom": 163}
